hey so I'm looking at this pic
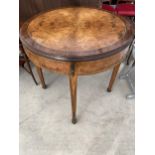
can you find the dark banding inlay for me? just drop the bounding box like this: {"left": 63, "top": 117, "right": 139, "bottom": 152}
{"left": 20, "top": 7, "right": 134, "bottom": 61}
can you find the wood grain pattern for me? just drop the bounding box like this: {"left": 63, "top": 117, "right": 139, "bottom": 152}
{"left": 20, "top": 7, "right": 134, "bottom": 61}
{"left": 20, "top": 7, "right": 134, "bottom": 123}
{"left": 28, "top": 8, "right": 125, "bottom": 52}
{"left": 24, "top": 47, "right": 128, "bottom": 76}
{"left": 76, "top": 48, "right": 127, "bottom": 75}
{"left": 24, "top": 47, "right": 71, "bottom": 75}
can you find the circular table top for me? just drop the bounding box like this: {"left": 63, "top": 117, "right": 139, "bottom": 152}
{"left": 20, "top": 7, "right": 134, "bottom": 61}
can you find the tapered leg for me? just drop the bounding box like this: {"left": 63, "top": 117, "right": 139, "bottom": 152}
{"left": 36, "top": 67, "right": 46, "bottom": 89}
{"left": 126, "top": 50, "right": 132, "bottom": 65}
{"left": 69, "top": 74, "right": 78, "bottom": 124}
{"left": 107, "top": 63, "right": 121, "bottom": 92}
{"left": 23, "top": 52, "right": 38, "bottom": 85}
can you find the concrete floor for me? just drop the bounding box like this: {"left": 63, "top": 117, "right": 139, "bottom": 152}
{"left": 19, "top": 64, "right": 135, "bottom": 155}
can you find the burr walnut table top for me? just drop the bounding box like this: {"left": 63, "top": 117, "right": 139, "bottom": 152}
{"left": 20, "top": 7, "right": 134, "bottom": 61}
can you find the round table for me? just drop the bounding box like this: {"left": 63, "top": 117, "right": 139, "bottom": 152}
{"left": 20, "top": 7, "right": 134, "bottom": 124}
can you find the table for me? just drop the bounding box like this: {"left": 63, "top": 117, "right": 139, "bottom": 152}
{"left": 20, "top": 7, "right": 134, "bottom": 124}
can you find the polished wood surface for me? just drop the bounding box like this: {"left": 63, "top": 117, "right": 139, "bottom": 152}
{"left": 20, "top": 7, "right": 134, "bottom": 124}
{"left": 24, "top": 47, "right": 127, "bottom": 76}
{"left": 28, "top": 8, "right": 125, "bottom": 52}
{"left": 69, "top": 73, "right": 78, "bottom": 124}
{"left": 20, "top": 7, "right": 134, "bottom": 61}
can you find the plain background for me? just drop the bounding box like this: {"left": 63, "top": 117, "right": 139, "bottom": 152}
{"left": 0, "top": 0, "right": 155, "bottom": 154}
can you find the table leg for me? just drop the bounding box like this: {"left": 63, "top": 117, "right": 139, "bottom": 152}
{"left": 69, "top": 73, "right": 78, "bottom": 124}
{"left": 21, "top": 46, "right": 38, "bottom": 85}
{"left": 107, "top": 63, "right": 121, "bottom": 92}
{"left": 36, "top": 66, "right": 46, "bottom": 89}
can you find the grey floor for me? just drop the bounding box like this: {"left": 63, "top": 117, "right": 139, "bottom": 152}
{"left": 19, "top": 64, "right": 135, "bottom": 155}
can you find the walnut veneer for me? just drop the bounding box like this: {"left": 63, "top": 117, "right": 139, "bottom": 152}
{"left": 20, "top": 7, "right": 134, "bottom": 124}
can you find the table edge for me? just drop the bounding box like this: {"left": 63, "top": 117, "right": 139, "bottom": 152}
{"left": 20, "top": 7, "right": 134, "bottom": 62}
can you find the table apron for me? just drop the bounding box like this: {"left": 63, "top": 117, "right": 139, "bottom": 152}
{"left": 24, "top": 47, "right": 128, "bottom": 76}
